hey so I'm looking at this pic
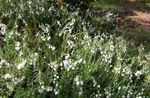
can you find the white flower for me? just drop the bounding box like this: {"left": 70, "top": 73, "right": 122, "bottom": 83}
{"left": 67, "top": 40, "right": 74, "bottom": 48}
{"left": 135, "top": 71, "right": 142, "bottom": 77}
{"left": 49, "top": 62, "right": 60, "bottom": 71}
{"left": 80, "top": 80, "right": 83, "bottom": 85}
{"left": 12, "top": 76, "right": 25, "bottom": 85}
{"left": 8, "top": 31, "right": 14, "bottom": 38}
{"left": 97, "top": 85, "right": 100, "bottom": 88}
{"left": 113, "top": 67, "right": 121, "bottom": 74}
{"left": 65, "top": 54, "right": 70, "bottom": 59}
{"left": 15, "top": 42, "right": 21, "bottom": 51}
{"left": 74, "top": 58, "right": 83, "bottom": 65}
{"left": 2, "top": 73, "right": 12, "bottom": 79}
{"left": 41, "top": 36, "right": 46, "bottom": 41}
{"left": 74, "top": 76, "right": 80, "bottom": 85}
{"left": 106, "top": 93, "right": 111, "bottom": 98}
{"left": 0, "top": 59, "right": 6, "bottom": 68}
{"left": 62, "top": 55, "right": 72, "bottom": 70}
{"left": 74, "top": 76, "right": 84, "bottom": 86}
{"left": 48, "top": 45, "right": 55, "bottom": 51}
{"left": 17, "top": 59, "right": 26, "bottom": 69}
{"left": 15, "top": 31, "right": 21, "bottom": 36}
{"left": 63, "top": 59, "right": 71, "bottom": 70}
{"left": 30, "top": 52, "right": 38, "bottom": 63}
{"left": 79, "top": 91, "right": 82, "bottom": 96}
{"left": 0, "top": 23, "right": 6, "bottom": 35}
{"left": 105, "top": 12, "right": 113, "bottom": 21}
{"left": 136, "top": 96, "right": 142, "bottom": 98}
{"left": 54, "top": 89, "right": 59, "bottom": 95}
{"left": 118, "top": 86, "right": 121, "bottom": 90}
{"left": 93, "top": 79, "right": 97, "bottom": 87}
{"left": 46, "top": 86, "right": 53, "bottom": 92}
{"left": 47, "top": 36, "right": 51, "bottom": 40}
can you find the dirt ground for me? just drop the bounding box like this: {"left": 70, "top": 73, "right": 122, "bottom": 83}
{"left": 118, "top": 0, "right": 150, "bottom": 30}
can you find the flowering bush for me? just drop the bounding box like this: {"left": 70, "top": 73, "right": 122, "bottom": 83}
{"left": 0, "top": 0, "right": 150, "bottom": 98}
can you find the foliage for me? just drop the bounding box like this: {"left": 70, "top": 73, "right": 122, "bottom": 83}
{"left": 92, "top": 0, "right": 117, "bottom": 9}
{"left": 0, "top": 0, "right": 150, "bottom": 98}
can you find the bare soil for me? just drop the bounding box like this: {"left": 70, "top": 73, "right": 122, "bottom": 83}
{"left": 118, "top": 0, "right": 150, "bottom": 30}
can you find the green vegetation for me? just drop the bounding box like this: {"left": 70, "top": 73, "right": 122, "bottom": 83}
{"left": 0, "top": 0, "right": 150, "bottom": 98}
{"left": 92, "top": 0, "right": 118, "bottom": 9}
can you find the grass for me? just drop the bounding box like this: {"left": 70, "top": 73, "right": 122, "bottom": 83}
{"left": 92, "top": 0, "right": 118, "bottom": 9}
{"left": 120, "top": 27, "right": 150, "bottom": 52}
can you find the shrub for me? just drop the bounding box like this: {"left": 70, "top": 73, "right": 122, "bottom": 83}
{"left": 0, "top": 0, "right": 150, "bottom": 98}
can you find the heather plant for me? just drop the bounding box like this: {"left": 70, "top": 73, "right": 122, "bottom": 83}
{"left": 0, "top": 0, "right": 150, "bottom": 98}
